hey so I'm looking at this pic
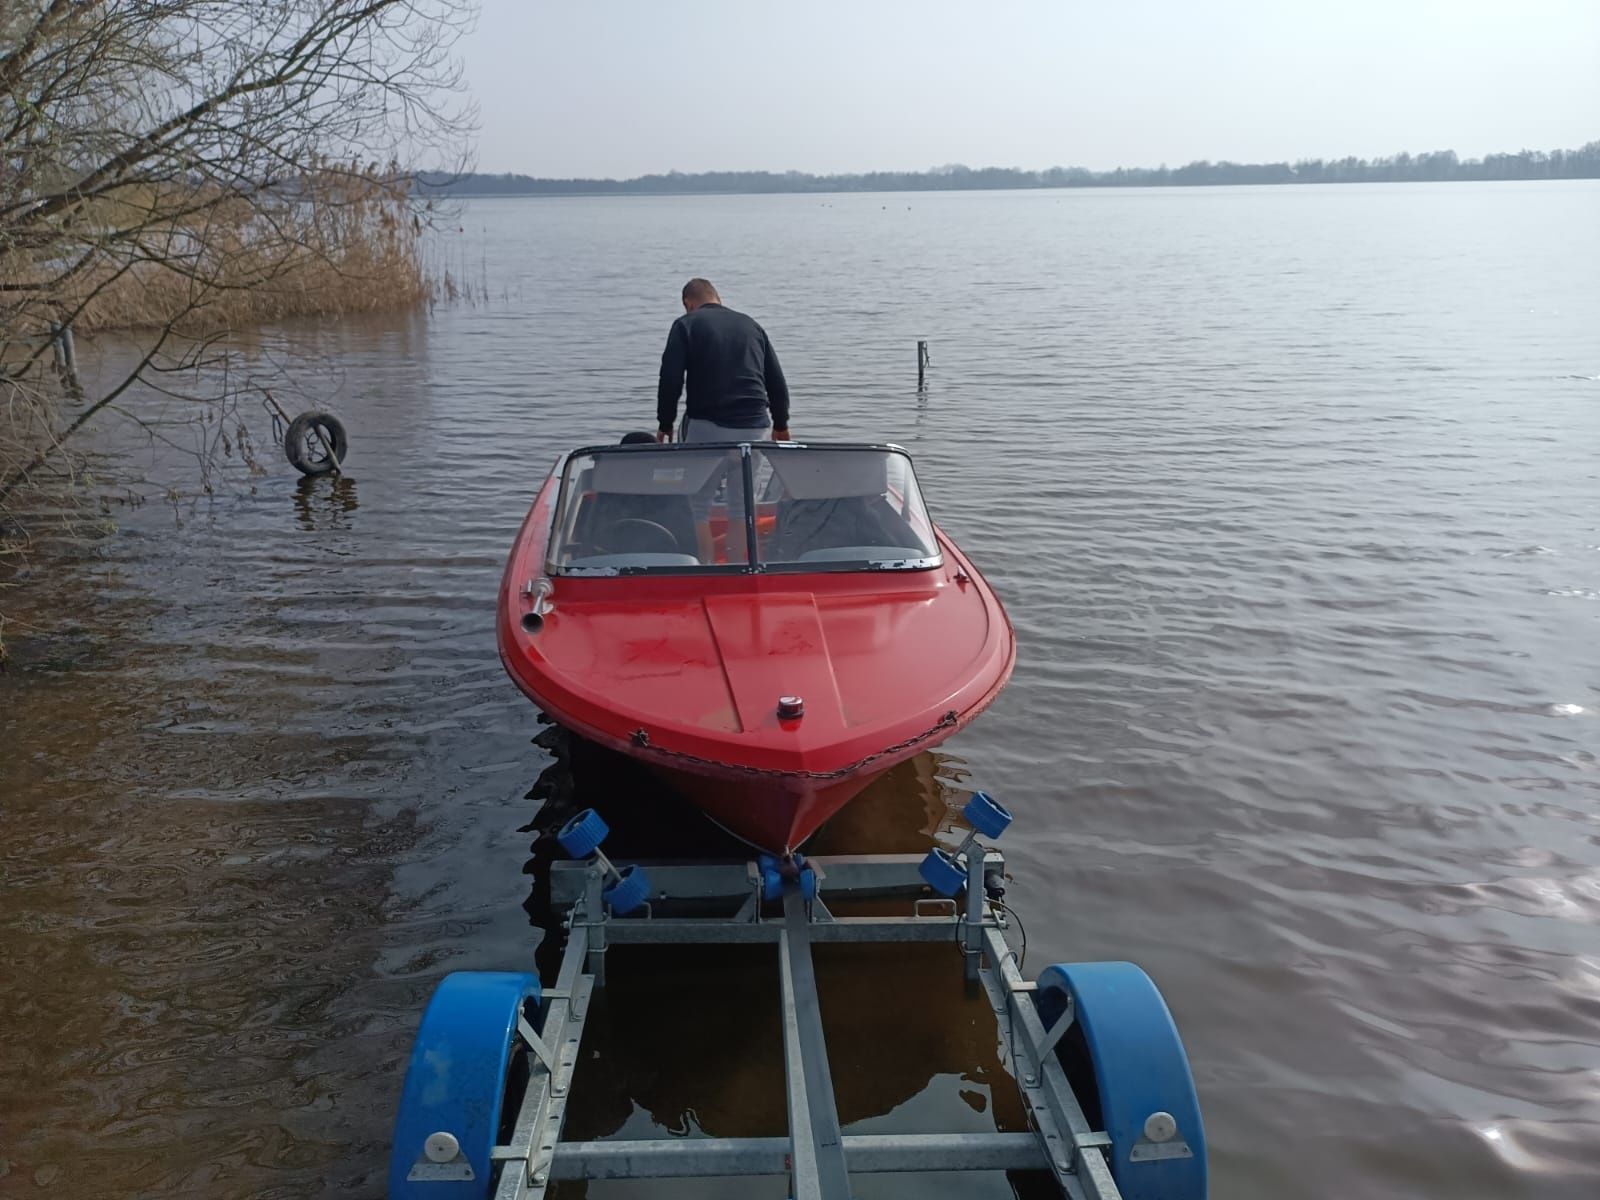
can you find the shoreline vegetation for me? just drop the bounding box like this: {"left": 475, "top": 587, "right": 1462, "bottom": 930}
{"left": 2, "top": 172, "right": 435, "bottom": 340}
{"left": 421, "top": 140, "right": 1600, "bottom": 198}
{"left": 1, "top": 0, "right": 474, "bottom": 665}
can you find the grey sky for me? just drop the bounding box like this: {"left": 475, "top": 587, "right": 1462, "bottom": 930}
{"left": 461, "top": 0, "right": 1600, "bottom": 177}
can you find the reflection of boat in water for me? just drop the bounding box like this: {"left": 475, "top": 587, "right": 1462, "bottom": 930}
{"left": 497, "top": 441, "right": 1015, "bottom": 852}
{"left": 563, "top": 943, "right": 1032, "bottom": 1144}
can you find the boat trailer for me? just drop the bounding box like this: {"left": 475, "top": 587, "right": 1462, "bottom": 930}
{"left": 387, "top": 795, "right": 1207, "bottom": 1199}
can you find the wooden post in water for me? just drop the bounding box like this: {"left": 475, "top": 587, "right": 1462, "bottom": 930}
{"left": 51, "top": 321, "right": 82, "bottom": 397}
{"left": 60, "top": 324, "right": 78, "bottom": 381}
{"left": 917, "top": 340, "right": 930, "bottom": 389}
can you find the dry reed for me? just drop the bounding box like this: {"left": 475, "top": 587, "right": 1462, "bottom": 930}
{"left": 50, "top": 171, "right": 437, "bottom": 335}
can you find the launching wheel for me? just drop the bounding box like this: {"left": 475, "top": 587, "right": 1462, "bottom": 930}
{"left": 758, "top": 853, "right": 818, "bottom": 902}
{"left": 759, "top": 855, "right": 784, "bottom": 902}
{"left": 918, "top": 847, "right": 967, "bottom": 897}
{"left": 557, "top": 808, "right": 609, "bottom": 859}
{"left": 1034, "top": 961, "right": 1207, "bottom": 1200}
{"left": 797, "top": 858, "right": 818, "bottom": 901}
{"left": 962, "top": 790, "right": 1012, "bottom": 839}
{"left": 603, "top": 863, "right": 652, "bottom": 915}
{"left": 388, "top": 971, "right": 542, "bottom": 1199}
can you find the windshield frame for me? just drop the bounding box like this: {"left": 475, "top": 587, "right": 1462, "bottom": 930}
{"left": 544, "top": 441, "right": 943, "bottom": 577}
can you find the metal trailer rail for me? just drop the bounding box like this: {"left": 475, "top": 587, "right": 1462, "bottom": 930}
{"left": 388, "top": 801, "right": 1208, "bottom": 1200}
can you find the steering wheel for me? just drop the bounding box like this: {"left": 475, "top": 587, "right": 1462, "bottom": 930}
{"left": 595, "top": 518, "right": 680, "bottom": 555}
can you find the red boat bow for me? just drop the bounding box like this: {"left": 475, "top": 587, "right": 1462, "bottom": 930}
{"left": 497, "top": 443, "right": 1014, "bottom": 851}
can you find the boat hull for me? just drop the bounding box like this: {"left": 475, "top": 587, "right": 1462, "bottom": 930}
{"left": 647, "top": 766, "right": 878, "bottom": 853}
{"left": 497, "top": 452, "right": 1015, "bottom": 853}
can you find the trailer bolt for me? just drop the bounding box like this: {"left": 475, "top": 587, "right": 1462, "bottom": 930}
{"left": 423, "top": 1131, "right": 459, "bottom": 1163}
{"left": 1143, "top": 1110, "right": 1178, "bottom": 1143}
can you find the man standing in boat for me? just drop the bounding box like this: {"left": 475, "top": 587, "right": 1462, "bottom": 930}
{"left": 656, "top": 279, "right": 790, "bottom": 444}
{"left": 656, "top": 279, "right": 790, "bottom": 563}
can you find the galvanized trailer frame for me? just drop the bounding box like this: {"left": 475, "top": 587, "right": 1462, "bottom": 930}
{"left": 474, "top": 849, "right": 1128, "bottom": 1200}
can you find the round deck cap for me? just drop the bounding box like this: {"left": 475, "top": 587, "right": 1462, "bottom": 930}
{"left": 1143, "top": 1111, "right": 1178, "bottom": 1143}
{"left": 424, "top": 1131, "right": 461, "bottom": 1162}
{"left": 777, "top": 695, "right": 805, "bottom": 720}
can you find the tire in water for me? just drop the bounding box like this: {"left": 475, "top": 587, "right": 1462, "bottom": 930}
{"left": 284, "top": 411, "right": 348, "bottom": 476}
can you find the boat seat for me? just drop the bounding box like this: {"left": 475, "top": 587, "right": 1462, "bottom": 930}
{"left": 797, "top": 545, "right": 931, "bottom": 563}
{"left": 565, "top": 552, "right": 701, "bottom": 570}
{"left": 770, "top": 496, "right": 925, "bottom": 562}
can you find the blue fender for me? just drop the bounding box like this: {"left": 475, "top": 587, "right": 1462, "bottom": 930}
{"left": 1034, "top": 962, "right": 1206, "bottom": 1200}
{"left": 388, "top": 971, "right": 541, "bottom": 1199}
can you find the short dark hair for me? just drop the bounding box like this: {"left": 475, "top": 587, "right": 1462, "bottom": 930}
{"left": 619, "top": 430, "right": 656, "bottom": 445}
{"left": 682, "top": 278, "right": 719, "bottom": 304}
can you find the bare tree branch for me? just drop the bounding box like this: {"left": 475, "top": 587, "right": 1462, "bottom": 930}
{"left": 1, "top": 0, "right": 475, "bottom": 539}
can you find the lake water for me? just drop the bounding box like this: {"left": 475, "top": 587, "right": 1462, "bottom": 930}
{"left": 2, "top": 182, "right": 1599, "bottom": 1199}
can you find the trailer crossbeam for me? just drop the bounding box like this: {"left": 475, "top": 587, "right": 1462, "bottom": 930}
{"left": 544, "top": 1132, "right": 1048, "bottom": 1180}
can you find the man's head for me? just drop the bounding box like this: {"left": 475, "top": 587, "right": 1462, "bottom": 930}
{"left": 681, "top": 278, "right": 720, "bottom": 312}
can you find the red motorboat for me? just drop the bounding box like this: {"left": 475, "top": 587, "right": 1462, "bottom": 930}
{"left": 496, "top": 440, "right": 1014, "bottom": 853}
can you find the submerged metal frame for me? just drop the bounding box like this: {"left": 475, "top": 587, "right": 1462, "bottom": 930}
{"left": 485, "top": 850, "right": 1124, "bottom": 1200}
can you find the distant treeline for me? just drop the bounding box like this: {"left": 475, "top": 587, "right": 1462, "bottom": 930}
{"left": 419, "top": 142, "right": 1600, "bottom": 197}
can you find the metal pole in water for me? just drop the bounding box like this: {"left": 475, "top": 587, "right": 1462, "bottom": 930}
{"left": 916, "top": 340, "right": 929, "bottom": 389}
{"left": 50, "top": 321, "right": 82, "bottom": 397}
{"left": 63, "top": 325, "right": 82, "bottom": 397}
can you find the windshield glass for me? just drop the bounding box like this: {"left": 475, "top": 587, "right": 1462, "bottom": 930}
{"left": 546, "top": 444, "right": 940, "bottom": 574}
{"left": 753, "top": 445, "right": 939, "bottom": 568}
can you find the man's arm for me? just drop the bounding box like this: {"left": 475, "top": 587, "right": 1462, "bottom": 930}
{"left": 763, "top": 331, "right": 790, "bottom": 438}
{"left": 657, "top": 320, "right": 688, "bottom": 435}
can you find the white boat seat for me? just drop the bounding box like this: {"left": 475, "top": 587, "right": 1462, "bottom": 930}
{"left": 566, "top": 552, "right": 701, "bottom": 570}
{"left": 797, "top": 546, "right": 931, "bottom": 563}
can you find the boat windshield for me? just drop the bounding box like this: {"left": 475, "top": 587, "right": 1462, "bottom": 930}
{"left": 547, "top": 444, "right": 942, "bottom": 574}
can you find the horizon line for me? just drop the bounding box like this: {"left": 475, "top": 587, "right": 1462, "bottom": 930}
{"left": 446, "top": 138, "right": 1599, "bottom": 185}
